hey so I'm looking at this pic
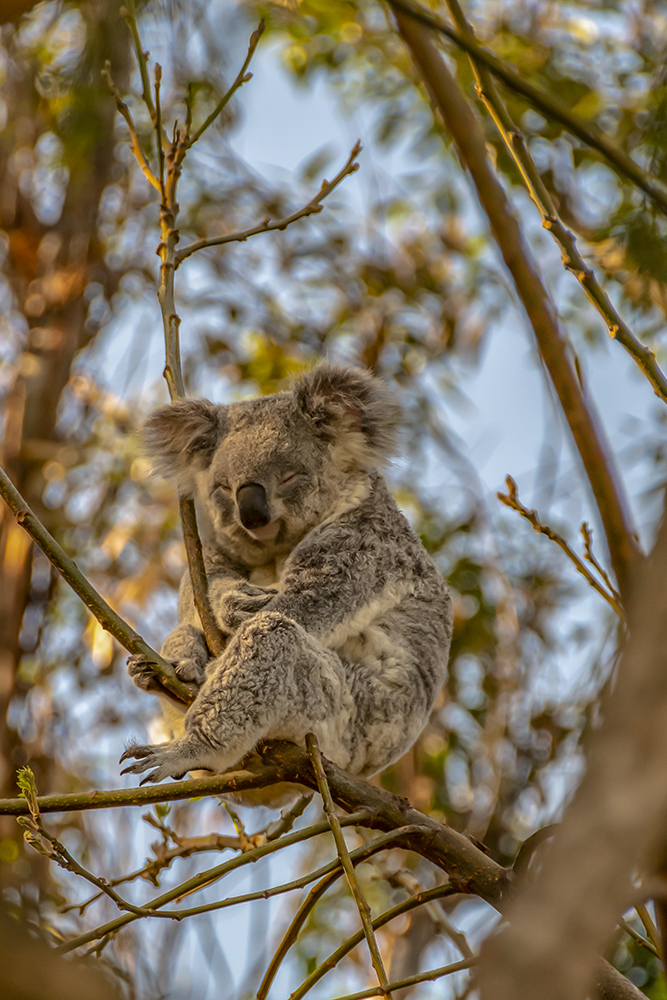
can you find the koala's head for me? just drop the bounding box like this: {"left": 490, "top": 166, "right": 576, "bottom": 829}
{"left": 144, "top": 365, "right": 401, "bottom": 556}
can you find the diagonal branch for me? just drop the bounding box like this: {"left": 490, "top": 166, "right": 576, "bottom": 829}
{"left": 497, "top": 476, "right": 625, "bottom": 618}
{"left": 393, "top": 7, "right": 641, "bottom": 599}
{"left": 385, "top": 0, "right": 667, "bottom": 218}
{"left": 175, "top": 141, "right": 362, "bottom": 265}
{"left": 307, "top": 733, "right": 393, "bottom": 999}
{"left": 443, "top": 0, "right": 667, "bottom": 406}
{"left": 0, "top": 741, "right": 646, "bottom": 1000}
{"left": 0, "top": 464, "right": 195, "bottom": 704}
{"left": 187, "top": 20, "right": 265, "bottom": 146}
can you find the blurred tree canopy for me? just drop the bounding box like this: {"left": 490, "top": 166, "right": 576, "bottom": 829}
{"left": 0, "top": 1, "right": 665, "bottom": 998}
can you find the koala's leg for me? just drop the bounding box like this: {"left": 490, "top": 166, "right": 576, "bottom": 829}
{"left": 120, "top": 611, "right": 353, "bottom": 784}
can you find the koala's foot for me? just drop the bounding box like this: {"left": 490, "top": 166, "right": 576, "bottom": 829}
{"left": 120, "top": 737, "right": 216, "bottom": 785}
{"left": 160, "top": 623, "right": 209, "bottom": 684}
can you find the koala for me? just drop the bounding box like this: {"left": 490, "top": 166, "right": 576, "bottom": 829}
{"left": 121, "top": 365, "right": 452, "bottom": 803}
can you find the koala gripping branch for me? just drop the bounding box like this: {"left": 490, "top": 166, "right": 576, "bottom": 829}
{"left": 0, "top": 741, "right": 643, "bottom": 1000}
{"left": 0, "top": 464, "right": 196, "bottom": 705}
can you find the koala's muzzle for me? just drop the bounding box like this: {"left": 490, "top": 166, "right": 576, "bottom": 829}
{"left": 236, "top": 483, "right": 271, "bottom": 529}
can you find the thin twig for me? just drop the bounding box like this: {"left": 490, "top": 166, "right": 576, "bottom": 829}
{"left": 187, "top": 20, "right": 265, "bottom": 145}
{"left": 386, "top": 0, "right": 667, "bottom": 218}
{"left": 175, "top": 141, "right": 362, "bottom": 265}
{"left": 329, "top": 958, "right": 477, "bottom": 1000}
{"left": 393, "top": 9, "right": 641, "bottom": 599}
{"left": 257, "top": 825, "right": 428, "bottom": 1000}
{"left": 63, "top": 793, "right": 313, "bottom": 915}
{"left": 443, "top": 0, "right": 667, "bottom": 406}
{"left": 121, "top": 0, "right": 156, "bottom": 124}
{"left": 102, "top": 62, "right": 160, "bottom": 192}
{"left": 636, "top": 903, "right": 663, "bottom": 959}
{"left": 497, "top": 476, "right": 625, "bottom": 618}
{"left": 384, "top": 867, "right": 472, "bottom": 958}
{"left": 307, "top": 733, "right": 393, "bottom": 1000}
{"left": 0, "top": 464, "right": 195, "bottom": 703}
{"left": 581, "top": 522, "right": 622, "bottom": 603}
{"left": 288, "top": 884, "right": 460, "bottom": 1000}
{"left": 618, "top": 917, "right": 659, "bottom": 958}
{"left": 57, "top": 811, "right": 370, "bottom": 954}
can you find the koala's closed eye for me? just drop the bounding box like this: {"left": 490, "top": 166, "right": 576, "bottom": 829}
{"left": 278, "top": 472, "right": 303, "bottom": 488}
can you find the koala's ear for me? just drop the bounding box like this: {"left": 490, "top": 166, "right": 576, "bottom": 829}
{"left": 295, "top": 364, "right": 401, "bottom": 466}
{"left": 143, "top": 399, "right": 224, "bottom": 479}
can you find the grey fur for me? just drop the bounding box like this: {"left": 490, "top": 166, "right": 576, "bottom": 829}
{"left": 122, "top": 365, "right": 452, "bottom": 801}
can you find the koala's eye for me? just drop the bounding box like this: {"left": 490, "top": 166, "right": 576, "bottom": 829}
{"left": 215, "top": 482, "right": 232, "bottom": 495}
{"left": 279, "top": 472, "right": 300, "bottom": 487}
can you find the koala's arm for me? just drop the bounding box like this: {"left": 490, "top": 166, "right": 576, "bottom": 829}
{"left": 268, "top": 481, "right": 444, "bottom": 645}
{"left": 162, "top": 556, "right": 275, "bottom": 682}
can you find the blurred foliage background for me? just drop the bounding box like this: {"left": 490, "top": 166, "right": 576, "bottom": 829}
{"left": 0, "top": 0, "right": 665, "bottom": 997}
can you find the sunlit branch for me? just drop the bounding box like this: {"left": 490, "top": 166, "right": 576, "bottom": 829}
{"left": 175, "top": 141, "right": 362, "bottom": 265}
{"left": 56, "top": 809, "right": 370, "bottom": 953}
{"left": 187, "top": 20, "right": 265, "bottom": 145}
{"left": 121, "top": 0, "right": 156, "bottom": 125}
{"left": 329, "top": 957, "right": 477, "bottom": 1000}
{"left": 497, "top": 476, "right": 625, "bottom": 618}
{"left": 385, "top": 0, "right": 667, "bottom": 218}
{"left": 288, "top": 884, "right": 461, "bottom": 1000}
{"left": 307, "top": 733, "right": 393, "bottom": 1000}
{"left": 393, "top": 8, "right": 641, "bottom": 599}
{"left": 102, "top": 62, "right": 160, "bottom": 192}
{"left": 0, "top": 465, "right": 195, "bottom": 703}
{"left": 443, "top": 0, "right": 667, "bottom": 406}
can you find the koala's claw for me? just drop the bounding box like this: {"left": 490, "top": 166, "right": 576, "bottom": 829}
{"left": 120, "top": 741, "right": 213, "bottom": 785}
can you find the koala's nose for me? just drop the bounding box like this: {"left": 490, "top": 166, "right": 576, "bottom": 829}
{"left": 236, "top": 483, "right": 271, "bottom": 529}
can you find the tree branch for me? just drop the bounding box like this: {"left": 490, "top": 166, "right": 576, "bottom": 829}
{"left": 307, "top": 733, "right": 393, "bottom": 1000}
{"left": 0, "top": 741, "right": 644, "bottom": 1000}
{"left": 393, "top": 7, "right": 641, "bottom": 599}
{"left": 385, "top": 0, "right": 667, "bottom": 218}
{"left": 443, "top": 0, "right": 667, "bottom": 405}
{"left": 187, "top": 20, "right": 264, "bottom": 146}
{"left": 476, "top": 499, "right": 667, "bottom": 1000}
{"left": 0, "top": 465, "right": 195, "bottom": 704}
{"left": 175, "top": 141, "right": 362, "bottom": 265}
{"left": 497, "top": 475, "right": 625, "bottom": 618}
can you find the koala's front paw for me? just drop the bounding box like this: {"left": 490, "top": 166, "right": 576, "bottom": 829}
{"left": 120, "top": 738, "right": 214, "bottom": 785}
{"left": 127, "top": 654, "right": 168, "bottom": 694}
{"left": 216, "top": 583, "right": 277, "bottom": 633}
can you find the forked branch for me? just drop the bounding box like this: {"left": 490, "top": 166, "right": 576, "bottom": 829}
{"left": 444, "top": 0, "right": 667, "bottom": 405}
{"left": 175, "top": 141, "right": 362, "bottom": 265}
{"left": 497, "top": 476, "right": 624, "bottom": 618}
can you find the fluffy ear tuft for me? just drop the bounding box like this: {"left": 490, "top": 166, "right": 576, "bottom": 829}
{"left": 143, "top": 399, "right": 223, "bottom": 480}
{"left": 295, "top": 364, "right": 401, "bottom": 467}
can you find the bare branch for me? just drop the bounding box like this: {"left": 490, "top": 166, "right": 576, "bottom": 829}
{"left": 443, "top": 0, "right": 667, "bottom": 405}
{"left": 187, "top": 20, "right": 265, "bottom": 146}
{"left": 175, "top": 141, "right": 362, "bottom": 265}
{"left": 56, "top": 809, "right": 370, "bottom": 954}
{"left": 385, "top": 0, "right": 667, "bottom": 218}
{"left": 307, "top": 733, "right": 393, "bottom": 1000}
{"left": 329, "top": 957, "right": 477, "bottom": 1000}
{"left": 0, "top": 741, "right": 644, "bottom": 1000}
{"left": 497, "top": 476, "right": 625, "bottom": 618}
{"left": 0, "top": 464, "right": 195, "bottom": 704}
{"left": 393, "top": 8, "right": 641, "bottom": 599}
{"left": 476, "top": 499, "right": 667, "bottom": 1000}
{"left": 101, "top": 61, "right": 161, "bottom": 192}
{"left": 288, "top": 885, "right": 465, "bottom": 1000}
{"left": 121, "top": 0, "right": 156, "bottom": 125}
